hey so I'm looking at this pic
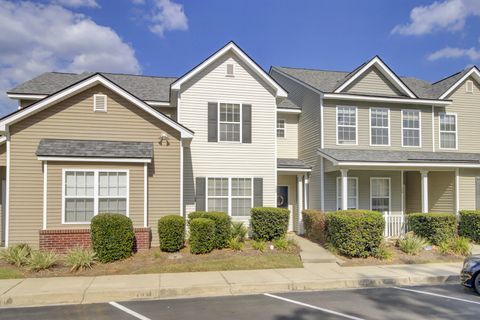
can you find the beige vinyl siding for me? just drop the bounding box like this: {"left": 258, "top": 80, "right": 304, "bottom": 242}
{"left": 0, "top": 144, "right": 5, "bottom": 166}
{"left": 345, "top": 67, "right": 404, "bottom": 97}
{"left": 277, "top": 113, "right": 298, "bottom": 158}
{"left": 323, "top": 100, "right": 433, "bottom": 151}
{"left": 434, "top": 76, "right": 480, "bottom": 153}
{"left": 428, "top": 171, "right": 455, "bottom": 213}
{"left": 180, "top": 52, "right": 277, "bottom": 219}
{"left": 46, "top": 162, "right": 145, "bottom": 229}
{"left": 270, "top": 69, "right": 322, "bottom": 209}
{"left": 0, "top": 167, "right": 5, "bottom": 243}
{"left": 458, "top": 169, "right": 480, "bottom": 210}
{"left": 324, "top": 170, "right": 402, "bottom": 214}
{"left": 8, "top": 84, "right": 181, "bottom": 247}
{"left": 405, "top": 171, "right": 421, "bottom": 213}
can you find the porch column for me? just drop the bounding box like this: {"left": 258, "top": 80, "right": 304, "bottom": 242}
{"left": 421, "top": 170, "right": 429, "bottom": 213}
{"left": 297, "top": 174, "right": 304, "bottom": 233}
{"left": 340, "top": 168, "right": 349, "bottom": 210}
{"left": 304, "top": 173, "right": 309, "bottom": 210}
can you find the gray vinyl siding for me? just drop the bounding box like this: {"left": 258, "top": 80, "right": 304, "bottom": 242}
{"left": 323, "top": 100, "right": 433, "bottom": 151}
{"left": 345, "top": 67, "right": 405, "bottom": 97}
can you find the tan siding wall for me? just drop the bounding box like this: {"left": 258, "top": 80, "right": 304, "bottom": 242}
{"left": 0, "top": 144, "right": 5, "bottom": 166}
{"left": 277, "top": 113, "right": 298, "bottom": 158}
{"left": 428, "top": 171, "right": 455, "bottom": 213}
{"left": 181, "top": 52, "right": 277, "bottom": 220}
{"left": 434, "top": 76, "right": 480, "bottom": 153}
{"left": 345, "top": 67, "right": 404, "bottom": 97}
{"left": 458, "top": 169, "right": 480, "bottom": 210}
{"left": 0, "top": 167, "right": 5, "bottom": 244}
{"left": 405, "top": 171, "right": 421, "bottom": 213}
{"left": 324, "top": 100, "right": 433, "bottom": 151}
{"left": 9, "top": 85, "right": 181, "bottom": 247}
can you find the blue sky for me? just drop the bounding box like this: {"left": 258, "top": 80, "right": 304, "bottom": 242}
{"left": 1, "top": 0, "right": 480, "bottom": 115}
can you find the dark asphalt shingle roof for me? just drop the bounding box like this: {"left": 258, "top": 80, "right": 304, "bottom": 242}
{"left": 278, "top": 98, "right": 300, "bottom": 109}
{"left": 36, "top": 139, "right": 153, "bottom": 159}
{"left": 319, "top": 148, "right": 480, "bottom": 164}
{"left": 277, "top": 158, "right": 312, "bottom": 169}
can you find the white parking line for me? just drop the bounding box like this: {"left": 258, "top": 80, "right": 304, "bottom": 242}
{"left": 393, "top": 287, "right": 480, "bottom": 305}
{"left": 109, "top": 301, "right": 151, "bottom": 320}
{"left": 264, "top": 293, "right": 366, "bottom": 320}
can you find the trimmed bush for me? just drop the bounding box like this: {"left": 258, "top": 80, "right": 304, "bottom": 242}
{"left": 326, "top": 210, "right": 384, "bottom": 258}
{"left": 251, "top": 207, "right": 289, "bottom": 241}
{"left": 407, "top": 213, "right": 456, "bottom": 245}
{"left": 91, "top": 213, "right": 135, "bottom": 263}
{"left": 459, "top": 210, "right": 480, "bottom": 243}
{"left": 188, "top": 211, "right": 207, "bottom": 224}
{"left": 188, "top": 211, "right": 231, "bottom": 249}
{"left": 189, "top": 218, "right": 215, "bottom": 254}
{"left": 302, "top": 210, "right": 327, "bottom": 244}
{"left": 158, "top": 215, "right": 185, "bottom": 252}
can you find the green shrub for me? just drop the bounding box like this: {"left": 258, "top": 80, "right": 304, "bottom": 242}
{"left": 407, "top": 213, "right": 456, "bottom": 245}
{"left": 231, "top": 221, "right": 248, "bottom": 242}
{"left": 302, "top": 210, "right": 327, "bottom": 244}
{"left": 251, "top": 207, "right": 289, "bottom": 241}
{"left": 188, "top": 211, "right": 231, "bottom": 248}
{"left": 28, "top": 251, "right": 58, "bottom": 271}
{"left": 189, "top": 218, "right": 215, "bottom": 254}
{"left": 272, "top": 237, "right": 289, "bottom": 251}
{"left": 327, "top": 210, "right": 384, "bottom": 258}
{"left": 64, "top": 247, "right": 96, "bottom": 272}
{"left": 373, "top": 243, "right": 394, "bottom": 260}
{"left": 158, "top": 215, "right": 185, "bottom": 252}
{"left": 438, "top": 237, "right": 471, "bottom": 256}
{"left": 90, "top": 213, "right": 135, "bottom": 263}
{"left": 0, "top": 245, "right": 31, "bottom": 267}
{"left": 228, "top": 238, "right": 244, "bottom": 251}
{"left": 398, "top": 232, "right": 429, "bottom": 255}
{"left": 459, "top": 210, "right": 480, "bottom": 243}
{"left": 252, "top": 240, "right": 266, "bottom": 252}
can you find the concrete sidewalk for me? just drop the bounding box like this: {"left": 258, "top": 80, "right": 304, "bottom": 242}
{"left": 0, "top": 261, "right": 462, "bottom": 308}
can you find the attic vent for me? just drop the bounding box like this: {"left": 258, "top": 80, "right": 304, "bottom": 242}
{"left": 226, "top": 64, "right": 235, "bottom": 77}
{"left": 466, "top": 80, "right": 474, "bottom": 93}
{"left": 93, "top": 94, "right": 107, "bottom": 112}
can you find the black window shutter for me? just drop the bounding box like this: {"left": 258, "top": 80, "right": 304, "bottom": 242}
{"left": 253, "top": 178, "right": 263, "bottom": 207}
{"left": 196, "top": 177, "right": 206, "bottom": 211}
{"left": 242, "top": 104, "right": 252, "bottom": 143}
{"left": 208, "top": 102, "right": 218, "bottom": 142}
{"left": 476, "top": 177, "right": 480, "bottom": 210}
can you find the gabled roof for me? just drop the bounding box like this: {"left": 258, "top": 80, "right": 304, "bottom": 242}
{"left": 171, "top": 41, "right": 288, "bottom": 98}
{"left": 437, "top": 66, "right": 480, "bottom": 99}
{"left": 1, "top": 73, "right": 194, "bottom": 138}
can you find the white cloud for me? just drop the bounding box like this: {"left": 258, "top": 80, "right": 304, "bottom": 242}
{"left": 51, "top": 0, "right": 99, "bottom": 8}
{"left": 0, "top": 0, "right": 140, "bottom": 116}
{"left": 428, "top": 46, "right": 480, "bottom": 61}
{"left": 149, "top": 0, "right": 188, "bottom": 37}
{"left": 392, "top": 0, "right": 480, "bottom": 35}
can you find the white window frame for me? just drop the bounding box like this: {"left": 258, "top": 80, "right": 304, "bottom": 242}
{"left": 336, "top": 177, "right": 358, "bottom": 210}
{"left": 61, "top": 169, "right": 129, "bottom": 224}
{"left": 336, "top": 106, "right": 358, "bottom": 145}
{"left": 206, "top": 176, "right": 254, "bottom": 217}
{"left": 401, "top": 109, "right": 422, "bottom": 148}
{"left": 370, "top": 177, "right": 391, "bottom": 215}
{"left": 93, "top": 94, "right": 107, "bottom": 112}
{"left": 369, "top": 107, "right": 390, "bottom": 146}
{"left": 438, "top": 112, "right": 458, "bottom": 150}
{"left": 218, "top": 102, "right": 243, "bottom": 143}
{"left": 466, "top": 80, "right": 474, "bottom": 94}
{"left": 277, "top": 118, "right": 286, "bottom": 138}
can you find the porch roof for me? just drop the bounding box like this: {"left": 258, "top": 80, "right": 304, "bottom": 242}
{"left": 319, "top": 148, "right": 480, "bottom": 167}
{"left": 277, "top": 158, "right": 312, "bottom": 170}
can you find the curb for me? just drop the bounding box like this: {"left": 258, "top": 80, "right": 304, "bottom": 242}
{"left": 0, "top": 274, "right": 461, "bottom": 308}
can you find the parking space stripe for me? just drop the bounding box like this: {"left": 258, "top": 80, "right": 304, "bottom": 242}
{"left": 393, "top": 287, "right": 480, "bottom": 305}
{"left": 109, "top": 301, "right": 151, "bottom": 320}
{"left": 264, "top": 293, "right": 366, "bottom": 320}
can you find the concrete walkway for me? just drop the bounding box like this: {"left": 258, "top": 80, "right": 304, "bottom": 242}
{"left": 0, "top": 261, "right": 462, "bottom": 308}
{"left": 288, "top": 234, "right": 337, "bottom": 263}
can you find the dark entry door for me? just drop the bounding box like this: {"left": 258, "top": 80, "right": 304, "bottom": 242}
{"left": 277, "top": 186, "right": 288, "bottom": 208}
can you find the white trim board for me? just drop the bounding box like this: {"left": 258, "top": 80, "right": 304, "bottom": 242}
{"left": 323, "top": 93, "right": 451, "bottom": 106}
{"left": 6, "top": 93, "right": 47, "bottom": 100}
{"left": 277, "top": 109, "right": 301, "bottom": 114}
{"left": 37, "top": 156, "right": 151, "bottom": 163}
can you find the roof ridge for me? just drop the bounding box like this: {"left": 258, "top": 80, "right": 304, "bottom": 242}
{"left": 273, "top": 66, "right": 350, "bottom": 73}
{"left": 431, "top": 70, "right": 465, "bottom": 85}
{"left": 100, "top": 72, "right": 178, "bottom": 79}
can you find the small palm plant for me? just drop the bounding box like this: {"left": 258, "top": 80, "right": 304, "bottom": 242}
{"left": 398, "top": 232, "right": 429, "bottom": 255}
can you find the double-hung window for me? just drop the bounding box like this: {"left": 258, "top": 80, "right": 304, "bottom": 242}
{"left": 337, "top": 106, "right": 357, "bottom": 145}
{"left": 402, "top": 110, "right": 421, "bottom": 147}
{"left": 439, "top": 113, "right": 457, "bottom": 149}
{"left": 219, "top": 103, "right": 241, "bottom": 142}
{"left": 207, "top": 177, "right": 253, "bottom": 216}
{"left": 64, "top": 170, "right": 128, "bottom": 223}
{"left": 370, "top": 178, "right": 390, "bottom": 214}
{"left": 336, "top": 177, "right": 358, "bottom": 210}
{"left": 370, "top": 108, "right": 389, "bottom": 146}
{"left": 277, "top": 119, "right": 286, "bottom": 138}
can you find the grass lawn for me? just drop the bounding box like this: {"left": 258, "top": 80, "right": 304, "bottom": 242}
{"left": 0, "top": 240, "right": 302, "bottom": 279}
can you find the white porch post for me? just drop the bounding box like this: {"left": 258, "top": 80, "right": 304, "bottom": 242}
{"left": 341, "top": 168, "right": 349, "bottom": 210}
{"left": 421, "top": 170, "right": 429, "bottom": 213}
{"left": 297, "top": 174, "right": 304, "bottom": 233}
{"left": 455, "top": 168, "right": 460, "bottom": 215}
{"left": 303, "top": 173, "right": 309, "bottom": 210}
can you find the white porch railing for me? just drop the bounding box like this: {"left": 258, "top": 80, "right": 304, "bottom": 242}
{"left": 384, "top": 214, "right": 405, "bottom": 238}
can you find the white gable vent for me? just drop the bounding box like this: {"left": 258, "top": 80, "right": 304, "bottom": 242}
{"left": 226, "top": 63, "right": 235, "bottom": 77}
{"left": 466, "top": 80, "right": 474, "bottom": 93}
{"left": 93, "top": 94, "right": 107, "bottom": 112}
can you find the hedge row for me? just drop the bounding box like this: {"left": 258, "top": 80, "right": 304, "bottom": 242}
{"left": 189, "top": 218, "right": 216, "bottom": 254}
{"left": 407, "top": 213, "right": 456, "bottom": 245}
{"left": 459, "top": 210, "right": 480, "bottom": 243}
{"left": 302, "top": 210, "right": 327, "bottom": 244}
{"left": 251, "top": 207, "right": 289, "bottom": 241}
{"left": 188, "top": 211, "right": 231, "bottom": 249}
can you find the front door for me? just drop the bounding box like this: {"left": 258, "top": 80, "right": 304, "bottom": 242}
{"left": 277, "top": 186, "right": 293, "bottom": 231}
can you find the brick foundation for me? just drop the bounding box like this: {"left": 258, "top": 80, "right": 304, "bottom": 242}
{"left": 39, "top": 227, "right": 151, "bottom": 253}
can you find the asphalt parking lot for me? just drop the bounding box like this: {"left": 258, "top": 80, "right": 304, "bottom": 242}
{"left": 1, "top": 284, "right": 479, "bottom": 320}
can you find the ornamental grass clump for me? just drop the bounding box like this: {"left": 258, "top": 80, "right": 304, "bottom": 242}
{"left": 0, "top": 244, "right": 31, "bottom": 267}
{"left": 64, "top": 247, "right": 96, "bottom": 272}
{"left": 398, "top": 232, "right": 429, "bottom": 255}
